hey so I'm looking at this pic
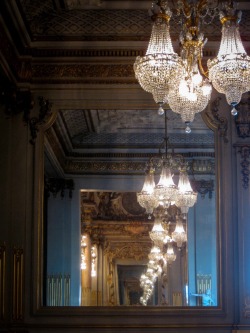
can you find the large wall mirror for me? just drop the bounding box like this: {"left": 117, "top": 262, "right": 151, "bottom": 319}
{"left": 43, "top": 107, "right": 217, "bottom": 307}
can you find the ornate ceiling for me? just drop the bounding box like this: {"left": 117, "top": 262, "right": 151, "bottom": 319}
{"left": 1, "top": 0, "right": 248, "bottom": 177}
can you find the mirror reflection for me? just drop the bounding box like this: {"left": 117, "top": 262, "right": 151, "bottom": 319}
{"left": 44, "top": 108, "right": 217, "bottom": 307}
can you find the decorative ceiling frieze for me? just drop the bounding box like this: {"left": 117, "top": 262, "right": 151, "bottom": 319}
{"left": 15, "top": 0, "right": 250, "bottom": 43}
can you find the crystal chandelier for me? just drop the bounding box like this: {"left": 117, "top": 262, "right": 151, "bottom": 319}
{"left": 167, "top": 2, "right": 212, "bottom": 132}
{"left": 207, "top": 4, "right": 250, "bottom": 115}
{"left": 135, "top": 0, "right": 250, "bottom": 124}
{"left": 137, "top": 109, "right": 179, "bottom": 217}
{"left": 133, "top": 0, "right": 184, "bottom": 114}
{"left": 137, "top": 109, "right": 197, "bottom": 217}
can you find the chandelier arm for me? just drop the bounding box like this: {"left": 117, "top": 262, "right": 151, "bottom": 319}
{"left": 198, "top": 56, "right": 209, "bottom": 78}
{"left": 197, "top": 0, "right": 209, "bottom": 12}
{"left": 182, "top": 0, "right": 191, "bottom": 18}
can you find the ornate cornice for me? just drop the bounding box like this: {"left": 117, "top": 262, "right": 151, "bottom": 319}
{"left": 45, "top": 122, "right": 215, "bottom": 176}
{"left": 64, "top": 158, "right": 215, "bottom": 176}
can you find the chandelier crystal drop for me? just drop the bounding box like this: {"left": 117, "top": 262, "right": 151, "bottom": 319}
{"left": 208, "top": 9, "right": 250, "bottom": 115}
{"left": 133, "top": 0, "right": 184, "bottom": 109}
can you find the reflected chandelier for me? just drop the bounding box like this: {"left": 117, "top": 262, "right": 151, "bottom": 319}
{"left": 137, "top": 110, "right": 197, "bottom": 218}
{"left": 134, "top": 0, "right": 250, "bottom": 126}
{"left": 140, "top": 207, "right": 187, "bottom": 305}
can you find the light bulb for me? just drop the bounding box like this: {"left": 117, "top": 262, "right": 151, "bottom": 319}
{"left": 201, "top": 79, "right": 212, "bottom": 96}
{"left": 192, "top": 73, "right": 202, "bottom": 85}
{"left": 187, "top": 92, "right": 197, "bottom": 102}
{"left": 179, "top": 79, "right": 189, "bottom": 97}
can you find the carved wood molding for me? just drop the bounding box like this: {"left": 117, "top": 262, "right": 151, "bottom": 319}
{"left": 13, "top": 247, "right": 24, "bottom": 321}
{"left": 0, "top": 244, "right": 6, "bottom": 320}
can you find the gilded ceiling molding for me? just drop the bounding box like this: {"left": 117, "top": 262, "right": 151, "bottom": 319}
{"left": 64, "top": 158, "right": 215, "bottom": 176}
{"left": 12, "top": 247, "right": 24, "bottom": 321}
{"left": 104, "top": 242, "right": 151, "bottom": 262}
{"left": 84, "top": 222, "right": 151, "bottom": 244}
{"left": 31, "top": 48, "right": 144, "bottom": 58}
{"left": 65, "top": 160, "right": 146, "bottom": 175}
{"left": 31, "top": 63, "right": 135, "bottom": 80}
{"left": 0, "top": 244, "right": 6, "bottom": 320}
{"left": 204, "top": 97, "right": 228, "bottom": 143}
